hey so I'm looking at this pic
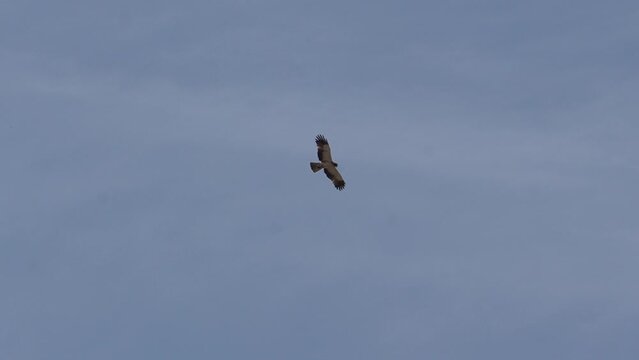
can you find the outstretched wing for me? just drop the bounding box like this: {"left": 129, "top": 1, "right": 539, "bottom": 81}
{"left": 324, "top": 166, "right": 346, "bottom": 190}
{"left": 315, "top": 134, "right": 333, "bottom": 163}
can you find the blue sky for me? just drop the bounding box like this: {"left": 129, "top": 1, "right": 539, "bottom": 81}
{"left": 2, "top": 1, "right": 639, "bottom": 359}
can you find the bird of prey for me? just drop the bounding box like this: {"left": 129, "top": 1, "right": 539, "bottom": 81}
{"left": 310, "top": 134, "right": 346, "bottom": 190}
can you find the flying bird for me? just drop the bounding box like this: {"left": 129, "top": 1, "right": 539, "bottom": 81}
{"left": 310, "top": 134, "right": 346, "bottom": 190}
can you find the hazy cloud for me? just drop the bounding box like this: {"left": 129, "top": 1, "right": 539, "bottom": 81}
{"left": 2, "top": 1, "right": 639, "bottom": 359}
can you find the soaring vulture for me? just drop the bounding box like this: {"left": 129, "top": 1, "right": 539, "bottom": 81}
{"left": 310, "top": 134, "right": 346, "bottom": 190}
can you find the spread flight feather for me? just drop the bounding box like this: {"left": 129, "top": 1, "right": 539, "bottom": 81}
{"left": 310, "top": 134, "right": 345, "bottom": 190}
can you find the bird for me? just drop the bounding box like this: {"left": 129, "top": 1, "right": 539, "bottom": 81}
{"left": 310, "top": 134, "right": 346, "bottom": 190}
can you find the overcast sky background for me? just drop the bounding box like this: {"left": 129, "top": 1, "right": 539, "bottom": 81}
{"left": 2, "top": 1, "right": 639, "bottom": 359}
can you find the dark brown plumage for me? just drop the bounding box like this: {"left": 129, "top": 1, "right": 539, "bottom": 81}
{"left": 310, "top": 134, "right": 345, "bottom": 190}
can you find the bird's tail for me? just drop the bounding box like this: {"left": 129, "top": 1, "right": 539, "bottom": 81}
{"left": 310, "top": 162, "right": 323, "bottom": 173}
